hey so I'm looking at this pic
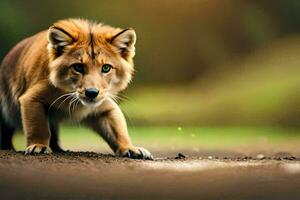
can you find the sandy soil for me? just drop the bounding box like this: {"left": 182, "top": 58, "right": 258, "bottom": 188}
{"left": 0, "top": 150, "right": 300, "bottom": 200}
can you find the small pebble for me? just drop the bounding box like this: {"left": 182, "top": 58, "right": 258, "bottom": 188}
{"left": 256, "top": 154, "right": 265, "bottom": 160}
{"left": 283, "top": 156, "right": 296, "bottom": 160}
{"left": 175, "top": 153, "right": 186, "bottom": 159}
{"left": 208, "top": 156, "right": 213, "bottom": 159}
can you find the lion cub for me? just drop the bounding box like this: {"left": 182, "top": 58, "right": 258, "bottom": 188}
{"left": 0, "top": 18, "right": 152, "bottom": 159}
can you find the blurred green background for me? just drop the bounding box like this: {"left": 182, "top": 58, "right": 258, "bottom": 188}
{"left": 1, "top": 0, "right": 300, "bottom": 155}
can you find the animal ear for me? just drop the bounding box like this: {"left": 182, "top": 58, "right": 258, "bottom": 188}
{"left": 110, "top": 29, "right": 136, "bottom": 59}
{"left": 47, "top": 26, "right": 74, "bottom": 50}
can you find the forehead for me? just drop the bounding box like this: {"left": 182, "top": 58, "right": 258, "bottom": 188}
{"left": 69, "top": 44, "right": 117, "bottom": 65}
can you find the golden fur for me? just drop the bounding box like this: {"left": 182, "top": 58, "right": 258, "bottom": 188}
{"left": 0, "top": 19, "right": 152, "bottom": 159}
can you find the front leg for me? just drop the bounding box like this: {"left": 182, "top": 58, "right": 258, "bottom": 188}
{"left": 85, "top": 102, "right": 153, "bottom": 160}
{"left": 19, "top": 85, "right": 52, "bottom": 155}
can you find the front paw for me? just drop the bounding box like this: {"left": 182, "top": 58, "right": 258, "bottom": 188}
{"left": 25, "top": 144, "right": 52, "bottom": 155}
{"left": 118, "top": 147, "right": 153, "bottom": 160}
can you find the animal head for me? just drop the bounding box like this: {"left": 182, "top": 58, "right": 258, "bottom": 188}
{"left": 47, "top": 18, "right": 136, "bottom": 106}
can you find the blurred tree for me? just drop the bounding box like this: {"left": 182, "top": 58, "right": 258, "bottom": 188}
{"left": 1, "top": 0, "right": 300, "bottom": 83}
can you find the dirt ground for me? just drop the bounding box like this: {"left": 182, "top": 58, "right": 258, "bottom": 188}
{"left": 0, "top": 151, "right": 300, "bottom": 200}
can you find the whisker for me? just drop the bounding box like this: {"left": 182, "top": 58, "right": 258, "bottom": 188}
{"left": 73, "top": 98, "right": 81, "bottom": 124}
{"left": 57, "top": 93, "right": 75, "bottom": 110}
{"left": 109, "top": 92, "right": 130, "bottom": 103}
{"left": 115, "top": 95, "right": 126, "bottom": 102}
{"left": 48, "top": 92, "right": 75, "bottom": 112}
{"left": 72, "top": 97, "right": 80, "bottom": 116}
{"left": 108, "top": 94, "right": 119, "bottom": 103}
{"left": 117, "top": 93, "right": 131, "bottom": 101}
{"left": 68, "top": 95, "right": 78, "bottom": 118}
{"left": 111, "top": 94, "right": 128, "bottom": 103}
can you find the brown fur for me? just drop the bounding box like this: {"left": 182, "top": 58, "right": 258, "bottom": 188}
{"left": 0, "top": 19, "right": 152, "bottom": 159}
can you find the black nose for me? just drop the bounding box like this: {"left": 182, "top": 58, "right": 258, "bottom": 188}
{"left": 85, "top": 88, "right": 99, "bottom": 99}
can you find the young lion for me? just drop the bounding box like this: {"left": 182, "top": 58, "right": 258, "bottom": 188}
{"left": 0, "top": 18, "right": 152, "bottom": 159}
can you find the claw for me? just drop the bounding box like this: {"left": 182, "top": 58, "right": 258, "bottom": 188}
{"left": 123, "top": 150, "right": 131, "bottom": 158}
{"left": 120, "top": 147, "right": 153, "bottom": 160}
{"left": 138, "top": 147, "right": 154, "bottom": 160}
{"left": 25, "top": 144, "right": 52, "bottom": 155}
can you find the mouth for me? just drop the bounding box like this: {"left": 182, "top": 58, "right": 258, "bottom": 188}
{"left": 79, "top": 96, "right": 106, "bottom": 107}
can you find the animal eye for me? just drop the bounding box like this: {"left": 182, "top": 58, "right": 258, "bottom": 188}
{"left": 101, "top": 64, "right": 112, "bottom": 73}
{"left": 71, "top": 63, "right": 84, "bottom": 74}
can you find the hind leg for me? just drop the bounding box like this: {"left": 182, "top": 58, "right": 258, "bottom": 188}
{"left": 0, "top": 116, "right": 15, "bottom": 150}
{"left": 49, "top": 121, "right": 64, "bottom": 152}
